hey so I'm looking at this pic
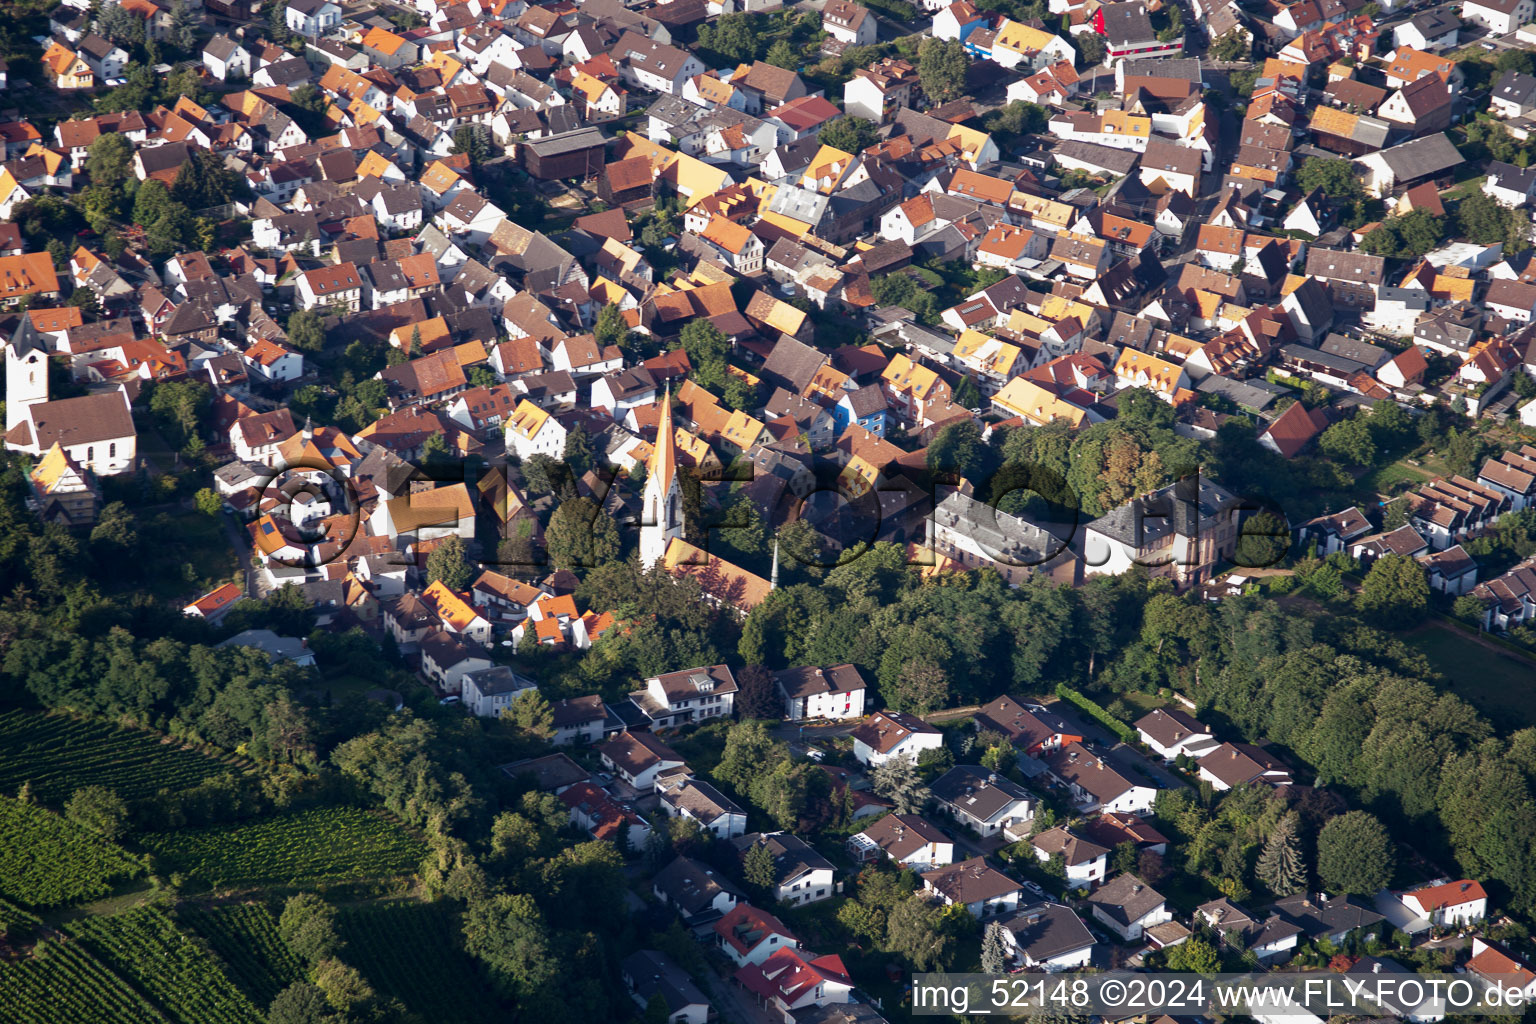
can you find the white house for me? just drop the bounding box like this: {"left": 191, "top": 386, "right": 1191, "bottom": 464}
{"left": 599, "top": 730, "right": 686, "bottom": 793}
{"left": 998, "top": 903, "right": 1096, "bottom": 971}
{"left": 1087, "top": 873, "right": 1172, "bottom": 941}
{"left": 774, "top": 664, "right": 867, "bottom": 721}
{"left": 850, "top": 710, "right": 944, "bottom": 766}
{"left": 1045, "top": 742, "right": 1157, "bottom": 815}
{"left": 461, "top": 666, "right": 538, "bottom": 718}
{"left": 621, "top": 951, "right": 709, "bottom": 1024}
{"left": 1134, "top": 707, "right": 1219, "bottom": 761}
{"left": 629, "top": 664, "right": 738, "bottom": 731}
{"left": 714, "top": 904, "right": 800, "bottom": 968}
{"left": 931, "top": 765, "right": 1034, "bottom": 838}
{"left": 822, "top": 0, "right": 878, "bottom": 45}
{"left": 505, "top": 400, "right": 568, "bottom": 461}
{"left": 202, "top": 34, "right": 251, "bottom": 81}
{"left": 653, "top": 855, "right": 743, "bottom": 924}
{"left": 658, "top": 778, "right": 749, "bottom": 838}
{"left": 922, "top": 858, "right": 1024, "bottom": 918}
{"left": 285, "top": 0, "right": 342, "bottom": 38}
{"left": 736, "top": 831, "right": 838, "bottom": 906}
{"left": 1462, "top": 0, "right": 1534, "bottom": 35}
{"left": 1030, "top": 826, "right": 1110, "bottom": 891}
{"left": 1400, "top": 879, "right": 1488, "bottom": 929}
{"left": 848, "top": 813, "right": 956, "bottom": 870}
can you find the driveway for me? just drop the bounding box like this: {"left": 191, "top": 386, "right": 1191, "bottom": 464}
{"left": 1036, "top": 697, "right": 1189, "bottom": 792}
{"left": 699, "top": 961, "right": 781, "bottom": 1024}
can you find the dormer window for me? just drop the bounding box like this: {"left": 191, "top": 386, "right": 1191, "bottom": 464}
{"left": 691, "top": 671, "right": 714, "bottom": 691}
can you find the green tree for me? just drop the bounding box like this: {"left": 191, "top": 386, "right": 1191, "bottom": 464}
{"left": 169, "top": 0, "right": 198, "bottom": 51}
{"left": 1075, "top": 31, "right": 1105, "bottom": 67}
{"left": 926, "top": 420, "right": 987, "bottom": 480}
{"left": 889, "top": 658, "right": 950, "bottom": 716}
{"left": 1295, "top": 157, "right": 1364, "bottom": 199}
{"left": 85, "top": 132, "right": 134, "bottom": 192}
{"left": 1316, "top": 810, "right": 1395, "bottom": 895}
{"left": 918, "top": 37, "right": 968, "bottom": 103}
{"left": 819, "top": 115, "right": 879, "bottom": 154}
{"left": 278, "top": 893, "right": 341, "bottom": 964}
{"left": 981, "top": 920, "right": 1010, "bottom": 973}
{"left": 1319, "top": 416, "right": 1376, "bottom": 466}
{"left": 678, "top": 319, "right": 729, "bottom": 367}
{"left": 64, "top": 785, "right": 128, "bottom": 840}
{"left": 1164, "top": 936, "right": 1221, "bottom": 972}
{"left": 885, "top": 894, "right": 955, "bottom": 970}
{"left": 545, "top": 496, "right": 621, "bottom": 569}
{"left": 286, "top": 310, "right": 326, "bottom": 353}
{"left": 1210, "top": 29, "right": 1250, "bottom": 61}
{"left": 425, "top": 534, "right": 475, "bottom": 591}
{"left": 701, "top": 12, "right": 759, "bottom": 63}
{"left": 594, "top": 303, "right": 628, "bottom": 350}
{"left": 194, "top": 487, "right": 223, "bottom": 516}
{"left": 869, "top": 755, "right": 932, "bottom": 815}
{"left": 503, "top": 690, "right": 555, "bottom": 740}
{"left": 743, "top": 840, "right": 778, "bottom": 892}
{"left": 766, "top": 39, "right": 798, "bottom": 70}
{"left": 267, "top": 982, "right": 328, "bottom": 1024}
{"left": 1256, "top": 811, "right": 1307, "bottom": 896}
{"left": 1356, "top": 553, "right": 1429, "bottom": 625}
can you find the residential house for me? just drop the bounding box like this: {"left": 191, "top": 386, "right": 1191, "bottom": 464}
{"left": 931, "top": 765, "right": 1034, "bottom": 838}
{"left": 850, "top": 709, "right": 944, "bottom": 766}
{"left": 734, "top": 832, "right": 838, "bottom": 906}
{"left": 922, "top": 858, "right": 1024, "bottom": 918}
{"left": 775, "top": 664, "right": 868, "bottom": 721}
{"left": 1086, "top": 873, "right": 1172, "bottom": 941}
{"left": 847, "top": 813, "right": 956, "bottom": 869}
{"left": 599, "top": 730, "right": 686, "bottom": 792}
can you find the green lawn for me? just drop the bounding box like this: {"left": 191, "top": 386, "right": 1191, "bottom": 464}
{"left": 1360, "top": 461, "right": 1430, "bottom": 497}
{"left": 1404, "top": 625, "right": 1536, "bottom": 729}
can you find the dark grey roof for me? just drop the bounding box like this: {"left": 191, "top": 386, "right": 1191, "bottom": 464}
{"left": 620, "top": 950, "right": 708, "bottom": 1014}
{"left": 525, "top": 126, "right": 607, "bottom": 157}
{"left": 931, "top": 764, "right": 1033, "bottom": 822}
{"left": 731, "top": 831, "right": 834, "bottom": 885}
{"left": 1409, "top": 9, "right": 1460, "bottom": 36}
{"left": 1374, "top": 132, "right": 1462, "bottom": 183}
{"left": 934, "top": 490, "right": 1070, "bottom": 562}
{"left": 762, "top": 335, "right": 827, "bottom": 393}
{"left": 1098, "top": 1, "right": 1158, "bottom": 44}
{"left": 999, "top": 902, "right": 1095, "bottom": 962}
{"left": 1196, "top": 374, "right": 1286, "bottom": 411}
{"left": 1493, "top": 69, "right": 1536, "bottom": 108}
{"left": 1087, "top": 873, "right": 1166, "bottom": 926}
{"left": 1055, "top": 140, "right": 1141, "bottom": 175}
{"left": 652, "top": 855, "right": 744, "bottom": 917}
{"left": 1087, "top": 476, "right": 1240, "bottom": 547}
{"left": 1318, "top": 332, "right": 1388, "bottom": 369}
{"left": 841, "top": 383, "right": 887, "bottom": 417}
{"left": 1273, "top": 892, "right": 1385, "bottom": 938}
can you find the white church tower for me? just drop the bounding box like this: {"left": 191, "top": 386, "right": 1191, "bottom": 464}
{"left": 6, "top": 333, "right": 49, "bottom": 434}
{"left": 640, "top": 389, "right": 684, "bottom": 568}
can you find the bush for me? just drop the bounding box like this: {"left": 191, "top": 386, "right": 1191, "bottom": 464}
{"left": 1054, "top": 684, "right": 1137, "bottom": 743}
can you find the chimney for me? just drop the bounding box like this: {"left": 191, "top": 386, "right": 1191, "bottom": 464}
{"left": 1132, "top": 884, "right": 1143, "bottom": 893}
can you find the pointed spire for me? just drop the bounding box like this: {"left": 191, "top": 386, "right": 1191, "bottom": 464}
{"left": 649, "top": 388, "right": 676, "bottom": 498}
{"left": 770, "top": 537, "right": 779, "bottom": 590}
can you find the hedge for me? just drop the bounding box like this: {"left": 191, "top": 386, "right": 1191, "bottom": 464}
{"left": 1054, "top": 684, "right": 1137, "bottom": 744}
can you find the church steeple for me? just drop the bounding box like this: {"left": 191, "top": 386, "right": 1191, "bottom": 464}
{"left": 640, "top": 389, "right": 683, "bottom": 568}
{"left": 648, "top": 389, "right": 676, "bottom": 499}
